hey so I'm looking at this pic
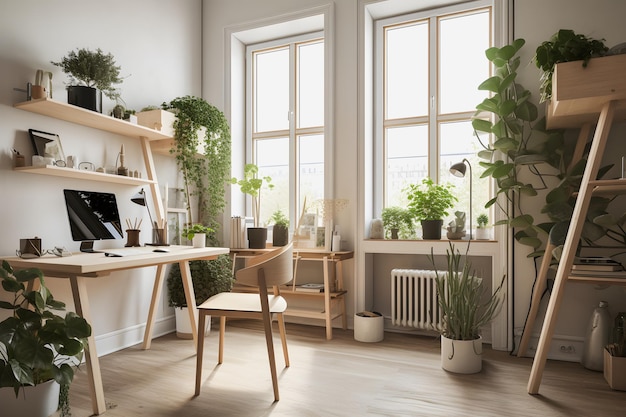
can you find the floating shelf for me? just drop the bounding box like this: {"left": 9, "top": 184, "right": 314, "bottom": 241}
{"left": 14, "top": 165, "right": 155, "bottom": 186}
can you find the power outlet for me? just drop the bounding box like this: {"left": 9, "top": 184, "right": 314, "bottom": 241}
{"left": 560, "top": 345, "right": 576, "bottom": 354}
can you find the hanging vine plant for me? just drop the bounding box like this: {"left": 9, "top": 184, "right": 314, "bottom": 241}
{"left": 162, "top": 96, "right": 231, "bottom": 246}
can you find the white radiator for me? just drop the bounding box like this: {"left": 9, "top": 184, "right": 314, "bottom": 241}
{"left": 391, "top": 269, "right": 446, "bottom": 331}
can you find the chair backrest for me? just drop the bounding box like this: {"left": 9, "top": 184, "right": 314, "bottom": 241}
{"left": 236, "top": 243, "right": 293, "bottom": 288}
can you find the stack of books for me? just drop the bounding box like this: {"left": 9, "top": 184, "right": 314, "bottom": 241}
{"left": 294, "top": 283, "right": 325, "bottom": 293}
{"left": 571, "top": 257, "right": 625, "bottom": 276}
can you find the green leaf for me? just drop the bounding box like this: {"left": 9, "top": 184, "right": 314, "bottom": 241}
{"left": 478, "top": 76, "right": 501, "bottom": 92}
{"left": 492, "top": 163, "right": 514, "bottom": 178}
{"left": 472, "top": 118, "right": 492, "bottom": 133}
{"left": 510, "top": 214, "right": 534, "bottom": 228}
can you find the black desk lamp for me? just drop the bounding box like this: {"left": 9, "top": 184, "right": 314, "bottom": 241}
{"left": 131, "top": 188, "right": 161, "bottom": 244}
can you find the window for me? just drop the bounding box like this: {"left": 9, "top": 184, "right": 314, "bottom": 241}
{"left": 247, "top": 34, "right": 325, "bottom": 227}
{"left": 376, "top": 3, "right": 492, "bottom": 227}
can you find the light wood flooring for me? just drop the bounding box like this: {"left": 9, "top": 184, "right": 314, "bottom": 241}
{"left": 61, "top": 321, "right": 624, "bottom": 417}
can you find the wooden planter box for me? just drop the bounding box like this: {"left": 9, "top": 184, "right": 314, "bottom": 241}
{"left": 136, "top": 109, "right": 176, "bottom": 137}
{"left": 547, "top": 54, "right": 626, "bottom": 129}
{"left": 604, "top": 348, "right": 626, "bottom": 391}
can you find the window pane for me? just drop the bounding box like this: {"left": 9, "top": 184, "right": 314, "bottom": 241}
{"left": 299, "top": 134, "right": 324, "bottom": 213}
{"left": 386, "top": 125, "right": 428, "bottom": 207}
{"left": 439, "top": 120, "right": 490, "bottom": 229}
{"left": 385, "top": 21, "right": 429, "bottom": 119}
{"left": 298, "top": 41, "right": 324, "bottom": 128}
{"left": 254, "top": 47, "right": 289, "bottom": 132}
{"left": 439, "top": 10, "right": 490, "bottom": 114}
{"left": 255, "top": 137, "right": 289, "bottom": 226}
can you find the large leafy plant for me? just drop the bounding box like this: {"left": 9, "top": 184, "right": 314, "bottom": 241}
{"left": 0, "top": 260, "right": 91, "bottom": 412}
{"left": 51, "top": 48, "right": 123, "bottom": 100}
{"left": 231, "top": 163, "right": 274, "bottom": 228}
{"left": 406, "top": 178, "right": 457, "bottom": 221}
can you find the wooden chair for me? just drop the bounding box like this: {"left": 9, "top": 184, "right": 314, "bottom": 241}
{"left": 194, "top": 243, "right": 293, "bottom": 401}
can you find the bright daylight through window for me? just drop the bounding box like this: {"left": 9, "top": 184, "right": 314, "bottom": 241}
{"left": 378, "top": 5, "right": 492, "bottom": 230}
{"left": 248, "top": 35, "right": 325, "bottom": 227}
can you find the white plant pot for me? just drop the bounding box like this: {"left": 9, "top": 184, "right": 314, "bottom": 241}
{"left": 0, "top": 379, "right": 60, "bottom": 417}
{"left": 440, "top": 335, "right": 483, "bottom": 374}
{"left": 174, "top": 307, "right": 211, "bottom": 339}
{"left": 475, "top": 227, "right": 491, "bottom": 240}
{"left": 192, "top": 233, "right": 206, "bottom": 248}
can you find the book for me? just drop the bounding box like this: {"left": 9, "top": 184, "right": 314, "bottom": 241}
{"left": 295, "top": 283, "right": 325, "bottom": 293}
{"left": 572, "top": 263, "right": 623, "bottom": 272}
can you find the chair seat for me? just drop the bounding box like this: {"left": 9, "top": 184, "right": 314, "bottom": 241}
{"left": 198, "top": 292, "right": 287, "bottom": 313}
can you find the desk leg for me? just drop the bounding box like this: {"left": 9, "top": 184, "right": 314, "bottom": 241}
{"left": 142, "top": 264, "right": 166, "bottom": 350}
{"left": 323, "top": 256, "right": 332, "bottom": 340}
{"left": 70, "top": 275, "right": 106, "bottom": 416}
{"left": 179, "top": 260, "right": 199, "bottom": 348}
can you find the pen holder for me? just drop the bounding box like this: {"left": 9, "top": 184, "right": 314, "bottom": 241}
{"left": 152, "top": 228, "right": 166, "bottom": 245}
{"left": 125, "top": 229, "right": 141, "bottom": 247}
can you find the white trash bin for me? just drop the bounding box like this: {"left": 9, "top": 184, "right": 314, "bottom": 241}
{"left": 354, "top": 311, "right": 384, "bottom": 342}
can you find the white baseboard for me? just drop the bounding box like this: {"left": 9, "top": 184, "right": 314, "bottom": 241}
{"left": 514, "top": 328, "right": 585, "bottom": 362}
{"left": 95, "top": 315, "right": 176, "bottom": 357}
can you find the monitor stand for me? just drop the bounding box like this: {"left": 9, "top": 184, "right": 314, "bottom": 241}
{"left": 80, "top": 241, "right": 96, "bottom": 253}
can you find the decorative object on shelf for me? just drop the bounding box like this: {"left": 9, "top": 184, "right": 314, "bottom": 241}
{"left": 270, "top": 209, "right": 290, "bottom": 247}
{"left": 369, "top": 218, "right": 384, "bottom": 239}
{"left": 51, "top": 48, "right": 124, "bottom": 112}
{"left": 231, "top": 163, "right": 273, "bottom": 249}
{"left": 166, "top": 255, "right": 233, "bottom": 338}
{"left": 450, "top": 159, "right": 473, "bottom": 240}
{"left": 446, "top": 211, "right": 466, "bottom": 240}
{"left": 12, "top": 148, "right": 24, "bottom": 167}
{"left": 534, "top": 29, "right": 608, "bottom": 103}
{"left": 0, "top": 260, "right": 91, "bottom": 417}
{"left": 475, "top": 213, "right": 490, "bottom": 240}
{"left": 117, "top": 144, "right": 129, "bottom": 176}
{"left": 162, "top": 96, "right": 231, "bottom": 247}
{"left": 406, "top": 178, "right": 457, "bottom": 240}
{"left": 381, "top": 206, "right": 413, "bottom": 239}
{"left": 432, "top": 244, "right": 505, "bottom": 374}
{"left": 32, "top": 69, "right": 52, "bottom": 99}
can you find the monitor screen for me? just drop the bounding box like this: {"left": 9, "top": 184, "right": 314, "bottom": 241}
{"left": 63, "top": 189, "right": 123, "bottom": 252}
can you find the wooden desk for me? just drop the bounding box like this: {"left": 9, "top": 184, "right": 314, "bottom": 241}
{"left": 231, "top": 248, "right": 353, "bottom": 339}
{"left": 3, "top": 245, "right": 228, "bottom": 416}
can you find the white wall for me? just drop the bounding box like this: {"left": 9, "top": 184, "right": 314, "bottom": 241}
{"left": 513, "top": 0, "right": 626, "bottom": 351}
{"left": 0, "top": 0, "right": 202, "bottom": 355}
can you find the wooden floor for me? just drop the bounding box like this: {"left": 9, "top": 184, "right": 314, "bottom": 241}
{"left": 60, "top": 321, "right": 624, "bottom": 417}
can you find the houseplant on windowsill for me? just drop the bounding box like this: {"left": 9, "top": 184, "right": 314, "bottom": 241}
{"left": 231, "top": 163, "right": 274, "bottom": 248}
{"left": 406, "top": 178, "right": 457, "bottom": 240}
{"left": 0, "top": 260, "right": 92, "bottom": 417}
{"left": 51, "top": 47, "right": 124, "bottom": 112}
{"left": 270, "top": 209, "right": 290, "bottom": 247}
{"left": 166, "top": 254, "right": 234, "bottom": 338}
{"left": 475, "top": 213, "right": 490, "bottom": 240}
{"left": 381, "top": 206, "right": 414, "bottom": 239}
{"left": 431, "top": 244, "right": 505, "bottom": 374}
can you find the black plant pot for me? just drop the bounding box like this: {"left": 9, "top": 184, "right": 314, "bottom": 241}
{"left": 247, "top": 227, "right": 268, "bottom": 249}
{"left": 272, "top": 225, "right": 289, "bottom": 247}
{"left": 68, "top": 86, "right": 102, "bottom": 113}
{"left": 421, "top": 220, "right": 443, "bottom": 240}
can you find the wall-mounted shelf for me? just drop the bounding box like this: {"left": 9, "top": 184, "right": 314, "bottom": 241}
{"left": 14, "top": 165, "right": 155, "bottom": 186}
{"left": 14, "top": 98, "right": 172, "bottom": 142}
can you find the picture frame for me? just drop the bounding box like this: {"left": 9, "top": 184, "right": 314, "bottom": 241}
{"left": 28, "top": 129, "right": 65, "bottom": 163}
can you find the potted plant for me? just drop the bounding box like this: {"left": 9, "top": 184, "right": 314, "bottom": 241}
{"left": 406, "top": 178, "right": 457, "bottom": 240}
{"left": 381, "top": 206, "right": 413, "bottom": 239}
{"left": 166, "top": 255, "right": 234, "bottom": 338}
{"left": 51, "top": 48, "right": 124, "bottom": 112}
{"left": 446, "top": 211, "right": 466, "bottom": 240}
{"left": 231, "top": 163, "right": 274, "bottom": 248}
{"left": 270, "top": 209, "right": 290, "bottom": 247}
{"left": 183, "top": 224, "right": 213, "bottom": 248}
{"left": 0, "top": 260, "right": 91, "bottom": 417}
{"left": 432, "top": 244, "right": 505, "bottom": 374}
{"left": 476, "top": 213, "right": 490, "bottom": 240}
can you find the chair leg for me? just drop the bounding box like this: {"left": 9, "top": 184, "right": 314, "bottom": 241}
{"left": 218, "top": 316, "right": 226, "bottom": 364}
{"left": 262, "top": 310, "right": 280, "bottom": 401}
{"left": 194, "top": 310, "right": 207, "bottom": 396}
{"left": 276, "top": 313, "right": 290, "bottom": 367}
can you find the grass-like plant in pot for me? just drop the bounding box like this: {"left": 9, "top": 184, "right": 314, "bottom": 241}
{"left": 51, "top": 48, "right": 124, "bottom": 111}
{"left": 270, "top": 209, "right": 290, "bottom": 246}
{"left": 406, "top": 178, "right": 457, "bottom": 240}
{"left": 0, "top": 260, "right": 91, "bottom": 417}
{"left": 431, "top": 244, "right": 505, "bottom": 373}
{"left": 381, "top": 206, "right": 414, "bottom": 239}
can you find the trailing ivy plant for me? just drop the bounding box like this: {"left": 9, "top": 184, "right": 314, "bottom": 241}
{"left": 534, "top": 29, "right": 608, "bottom": 103}
{"left": 473, "top": 38, "right": 616, "bottom": 256}
{"left": 162, "top": 96, "right": 231, "bottom": 246}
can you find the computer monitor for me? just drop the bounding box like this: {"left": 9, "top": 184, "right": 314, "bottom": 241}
{"left": 63, "top": 189, "right": 124, "bottom": 252}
